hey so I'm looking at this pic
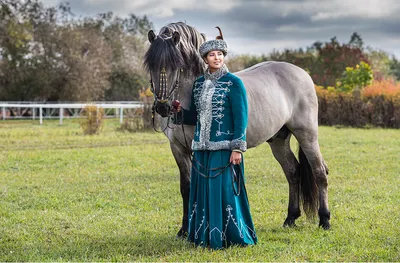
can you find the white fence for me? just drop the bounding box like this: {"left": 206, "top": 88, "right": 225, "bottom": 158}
{"left": 0, "top": 102, "right": 145, "bottom": 125}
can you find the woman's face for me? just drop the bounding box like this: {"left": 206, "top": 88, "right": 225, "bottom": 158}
{"left": 205, "top": 50, "right": 224, "bottom": 72}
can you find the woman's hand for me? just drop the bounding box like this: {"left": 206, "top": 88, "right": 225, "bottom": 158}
{"left": 172, "top": 100, "right": 181, "bottom": 112}
{"left": 230, "top": 151, "right": 242, "bottom": 165}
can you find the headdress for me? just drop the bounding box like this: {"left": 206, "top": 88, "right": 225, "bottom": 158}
{"left": 199, "top": 26, "right": 228, "bottom": 58}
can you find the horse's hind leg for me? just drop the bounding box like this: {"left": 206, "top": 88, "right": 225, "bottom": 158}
{"left": 267, "top": 126, "right": 301, "bottom": 227}
{"left": 291, "top": 126, "right": 331, "bottom": 229}
{"left": 170, "top": 142, "right": 191, "bottom": 237}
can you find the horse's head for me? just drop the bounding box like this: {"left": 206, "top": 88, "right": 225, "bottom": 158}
{"left": 144, "top": 23, "right": 207, "bottom": 118}
{"left": 144, "top": 29, "right": 184, "bottom": 117}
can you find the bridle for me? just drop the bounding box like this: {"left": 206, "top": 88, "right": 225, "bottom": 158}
{"left": 150, "top": 67, "right": 181, "bottom": 102}
{"left": 150, "top": 67, "right": 182, "bottom": 133}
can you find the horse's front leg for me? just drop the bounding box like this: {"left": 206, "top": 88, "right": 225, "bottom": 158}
{"left": 170, "top": 142, "right": 192, "bottom": 237}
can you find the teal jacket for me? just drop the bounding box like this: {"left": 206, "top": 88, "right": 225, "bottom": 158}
{"left": 182, "top": 72, "right": 248, "bottom": 152}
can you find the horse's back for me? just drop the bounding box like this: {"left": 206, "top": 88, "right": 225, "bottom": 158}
{"left": 234, "top": 61, "right": 318, "bottom": 148}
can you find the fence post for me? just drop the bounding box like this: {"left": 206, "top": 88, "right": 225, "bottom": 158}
{"left": 59, "top": 107, "right": 63, "bottom": 125}
{"left": 32, "top": 107, "right": 36, "bottom": 120}
{"left": 40, "top": 107, "right": 43, "bottom": 125}
{"left": 2, "top": 107, "right": 5, "bottom": 120}
{"left": 120, "top": 107, "right": 123, "bottom": 124}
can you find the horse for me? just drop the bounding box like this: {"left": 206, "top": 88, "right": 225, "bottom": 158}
{"left": 143, "top": 22, "right": 330, "bottom": 237}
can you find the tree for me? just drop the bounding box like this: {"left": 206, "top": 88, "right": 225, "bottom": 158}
{"left": 348, "top": 32, "right": 364, "bottom": 50}
{"left": 312, "top": 35, "right": 369, "bottom": 87}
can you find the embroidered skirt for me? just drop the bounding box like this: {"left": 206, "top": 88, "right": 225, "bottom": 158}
{"left": 187, "top": 150, "right": 257, "bottom": 249}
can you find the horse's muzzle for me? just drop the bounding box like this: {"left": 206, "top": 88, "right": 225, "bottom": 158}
{"left": 155, "top": 100, "right": 171, "bottom": 117}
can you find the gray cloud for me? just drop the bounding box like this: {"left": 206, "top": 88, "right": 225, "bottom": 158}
{"left": 41, "top": 0, "right": 400, "bottom": 58}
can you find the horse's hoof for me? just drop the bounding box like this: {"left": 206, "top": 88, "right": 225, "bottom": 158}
{"left": 319, "top": 219, "right": 331, "bottom": 230}
{"left": 318, "top": 208, "right": 331, "bottom": 230}
{"left": 176, "top": 228, "right": 188, "bottom": 239}
{"left": 283, "top": 218, "right": 296, "bottom": 228}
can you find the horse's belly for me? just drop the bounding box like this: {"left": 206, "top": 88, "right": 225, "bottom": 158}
{"left": 246, "top": 112, "right": 288, "bottom": 149}
{"left": 245, "top": 91, "right": 292, "bottom": 149}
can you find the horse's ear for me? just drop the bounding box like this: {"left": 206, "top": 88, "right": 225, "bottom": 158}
{"left": 172, "top": 31, "right": 180, "bottom": 45}
{"left": 148, "top": 30, "right": 156, "bottom": 43}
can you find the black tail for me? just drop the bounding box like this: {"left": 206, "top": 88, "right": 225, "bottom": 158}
{"left": 298, "top": 147, "right": 319, "bottom": 218}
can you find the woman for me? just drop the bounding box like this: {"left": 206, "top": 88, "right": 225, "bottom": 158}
{"left": 175, "top": 27, "right": 257, "bottom": 249}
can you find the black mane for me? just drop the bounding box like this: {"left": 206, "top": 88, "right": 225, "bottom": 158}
{"left": 144, "top": 22, "right": 206, "bottom": 77}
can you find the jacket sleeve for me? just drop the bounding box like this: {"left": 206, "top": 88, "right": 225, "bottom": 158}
{"left": 229, "top": 77, "right": 248, "bottom": 152}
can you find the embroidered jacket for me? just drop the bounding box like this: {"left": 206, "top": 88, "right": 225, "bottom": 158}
{"left": 182, "top": 70, "right": 248, "bottom": 152}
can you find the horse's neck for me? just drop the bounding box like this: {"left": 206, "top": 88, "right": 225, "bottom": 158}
{"left": 178, "top": 75, "right": 198, "bottom": 109}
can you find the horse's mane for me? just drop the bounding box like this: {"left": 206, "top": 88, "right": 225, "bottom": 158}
{"left": 144, "top": 22, "right": 206, "bottom": 77}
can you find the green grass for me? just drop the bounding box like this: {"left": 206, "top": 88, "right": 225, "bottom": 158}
{"left": 0, "top": 120, "right": 399, "bottom": 261}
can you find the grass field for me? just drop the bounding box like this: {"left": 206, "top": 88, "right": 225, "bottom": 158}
{"left": 0, "top": 120, "right": 399, "bottom": 261}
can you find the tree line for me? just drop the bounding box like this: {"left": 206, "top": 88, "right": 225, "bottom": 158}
{"left": 0, "top": 0, "right": 151, "bottom": 101}
{"left": 226, "top": 33, "right": 400, "bottom": 89}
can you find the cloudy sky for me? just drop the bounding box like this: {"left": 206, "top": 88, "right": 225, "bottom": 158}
{"left": 41, "top": 0, "right": 400, "bottom": 58}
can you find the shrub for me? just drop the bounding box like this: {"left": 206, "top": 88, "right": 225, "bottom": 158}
{"left": 80, "top": 105, "right": 104, "bottom": 135}
{"left": 316, "top": 81, "right": 400, "bottom": 128}
{"left": 118, "top": 87, "right": 156, "bottom": 132}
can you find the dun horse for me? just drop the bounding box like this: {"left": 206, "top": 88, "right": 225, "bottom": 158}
{"left": 144, "top": 22, "right": 330, "bottom": 237}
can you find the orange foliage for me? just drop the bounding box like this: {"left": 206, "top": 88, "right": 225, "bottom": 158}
{"left": 362, "top": 80, "right": 400, "bottom": 98}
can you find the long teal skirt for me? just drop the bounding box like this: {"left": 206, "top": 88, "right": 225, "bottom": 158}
{"left": 187, "top": 150, "right": 257, "bottom": 249}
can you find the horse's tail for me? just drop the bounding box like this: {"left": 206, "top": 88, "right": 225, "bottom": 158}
{"left": 298, "top": 147, "right": 319, "bottom": 219}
